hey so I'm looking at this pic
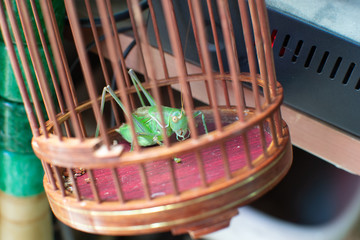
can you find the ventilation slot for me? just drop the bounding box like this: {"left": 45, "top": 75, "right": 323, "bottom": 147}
{"left": 291, "top": 40, "right": 303, "bottom": 63}
{"left": 304, "top": 46, "right": 316, "bottom": 68}
{"left": 271, "top": 29, "right": 278, "bottom": 47}
{"left": 329, "top": 57, "right": 342, "bottom": 79}
{"left": 355, "top": 78, "right": 360, "bottom": 90}
{"left": 342, "top": 63, "right": 355, "bottom": 85}
{"left": 279, "top": 34, "right": 290, "bottom": 57}
{"left": 317, "top": 51, "right": 329, "bottom": 73}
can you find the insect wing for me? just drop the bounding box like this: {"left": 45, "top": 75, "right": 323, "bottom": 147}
{"left": 132, "top": 113, "right": 151, "bottom": 134}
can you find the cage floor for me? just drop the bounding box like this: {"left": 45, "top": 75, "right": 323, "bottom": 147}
{"left": 74, "top": 125, "right": 273, "bottom": 201}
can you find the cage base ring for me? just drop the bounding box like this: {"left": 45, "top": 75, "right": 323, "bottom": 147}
{"left": 44, "top": 124, "right": 291, "bottom": 238}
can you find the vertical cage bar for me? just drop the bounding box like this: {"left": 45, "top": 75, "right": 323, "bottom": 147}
{"left": 53, "top": 166, "right": 66, "bottom": 197}
{"left": 272, "top": 98, "right": 284, "bottom": 141}
{"left": 111, "top": 168, "right": 124, "bottom": 203}
{"left": 187, "top": 0, "right": 205, "bottom": 73}
{"left": 220, "top": 143, "right": 232, "bottom": 179}
{"left": 96, "top": 0, "right": 141, "bottom": 152}
{"left": 191, "top": 0, "right": 222, "bottom": 132}
{"left": 139, "top": 164, "right": 151, "bottom": 200}
{"left": 130, "top": 0, "right": 170, "bottom": 147}
{"left": 163, "top": 0, "right": 195, "bottom": 110}
{"left": 256, "top": 0, "right": 277, "bottom": 97}
{"left": 187, "top": 0, "right": 213, "bottom": 107}
{"left": 238, "top": 0, "right": 262, "bottom": 112}
{"left": 161, "top": 0, "right": 199, "bottom": 139}
{"left": 148, "top": 0, "right": 176, "bottom": 108}
{"left": 0, "top": 3, "right": 40, "bottom": 137}
{"left": 46, "top": 0, "right": 83, "bottom": 113}
{"left": 258, "top": 122, "right": 269, "bottom": 157}
{"left": 206, "top": 0, "right": 230, "bottom": 107}
{"left": 248, "top": 1, "right": 271, "bottom": 105}
{"left": 195, "top": 151, "right": 207, "bottom": 187}
{"left": 168, "top": 159, "right": 179, "bottom": 196}
{"left": 45, "top": 163, "right": 57, "bottom": 190}
{"left": 1, "top": 0, "right": 44, "bottom": 138}
{"left": 40, "top": 161, "right": 50, "bottom": 184}
{"left": 216, "top": 0, "right": 246, "bottom": 121}
{"left": 274, "top": 108, "right": 284, "bottom": 138}
{"left": 29, "top": 0, "right": 72, "bottom": 137}
{"left": 49, "top": 0, "right": 88, "bottom": 138}
{"left": 257, "top": 0, "right": 283, "bottom": 139}
{"left": 67, "top": 168, "right": 81, "bottom": 201}
{"left": 250, "top": 1, "right": 279, "bottom": 147}
{"left": 148, "top": 0, "right": 168, "bottom": 79}
{"left": 64, "top": 0, "right": 111, "bottom": 147}
{"left": 126, "top": 0, "right": 149, "bottom": 82}
{"left": 248, "top": 1, "right": 278, "bottom": 150}
{"left": 242, "top": 133, "right": 254, "bottom": 168}
{"left": 161, "top": 0, "right": 188, "bottom": 75}
{"left": 15, "top": 0, "right": 62, "bottom": 138}
{"left": 84, "top": 0, "right": 121, "bottom": 127}
{"left": 87, "top": 169, "right": 100, "bottom": 203}
{"left": 267, "top": 116, "right": 279, "bottom": 147}
{"left": 40, "top": 0, "right": 86, "bottom": 139}
{"left": 106, "top": 0, "right": 134, "bottom": 106}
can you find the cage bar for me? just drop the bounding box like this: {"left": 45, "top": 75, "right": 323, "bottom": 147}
{"left": 217, "top": 0, "right": 246, "bottom": 121}
{"left": 206, "top": 0, "right": 230, "bottom": 108}
{"left": 111, "top": 168, "right": 125, "bottom": 203}
{"left": 40, "top": 0, "right": 86, "bottom": 139}
{"left": 30, "top": 0, "right": 73, "bottom": 138}
{"left": 84, "top": 0, "right": 121, "bottom": 128}
{"left": 17, "top": 0, "right": 63, "bottom": 138}
{"left": 161, "top": 0, "right": 199, "bottom": 140}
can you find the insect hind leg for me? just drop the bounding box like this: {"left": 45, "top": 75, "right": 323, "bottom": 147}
{"left": 95, "top": 86, "right": 109, "bottom": 137}
{"left": 95, "top": 86, "right": 130, "bottom": 138}
{"left": 128, "top": 69, "right": 156, "bottom": 106}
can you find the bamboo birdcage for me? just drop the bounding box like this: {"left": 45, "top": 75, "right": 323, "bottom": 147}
{"left": 0, "top": 0, "right": 292, "bottom": 238}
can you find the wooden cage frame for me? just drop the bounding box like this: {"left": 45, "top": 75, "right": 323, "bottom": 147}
{"left": 0, "top": 0, "right": 292, "bottom": 238}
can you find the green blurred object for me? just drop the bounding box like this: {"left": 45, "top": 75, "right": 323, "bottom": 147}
{"left": 0, "top": 0, "right": 65, "bottom": 102}
{"left": 0, "top": 39, "right": 56, "bottom": 103}
{"left": 0, "top": 0, "right": 65, "bottom": 45}
{"left": 0, "top": 0, "right": 66, "bottom": 198}
{"left": 0, "top": 96, "right": 42, "bottom": 153}
{"left": 0, "top": 149, "right": 44, "bottom": 197}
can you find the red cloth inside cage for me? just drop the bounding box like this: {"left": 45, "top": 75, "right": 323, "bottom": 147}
{"left": 75, "top": 126, "right": 272, "bottom": 201}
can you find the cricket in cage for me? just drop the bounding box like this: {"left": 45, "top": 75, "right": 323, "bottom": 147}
{"left": 95, "top": 69, "right": 209, "bottom": 162}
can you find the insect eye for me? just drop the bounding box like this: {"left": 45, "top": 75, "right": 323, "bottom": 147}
{"left": 172, "top": 116, "right": 178, "bottom": 123}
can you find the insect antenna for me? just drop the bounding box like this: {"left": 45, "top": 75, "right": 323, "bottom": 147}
{"left": 180, "top": 90, "right": 184, "bottom": 118}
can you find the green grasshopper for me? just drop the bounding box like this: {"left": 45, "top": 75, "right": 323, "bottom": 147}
{"left": 96, "top": 69, "right": 208, "bottom": 162}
